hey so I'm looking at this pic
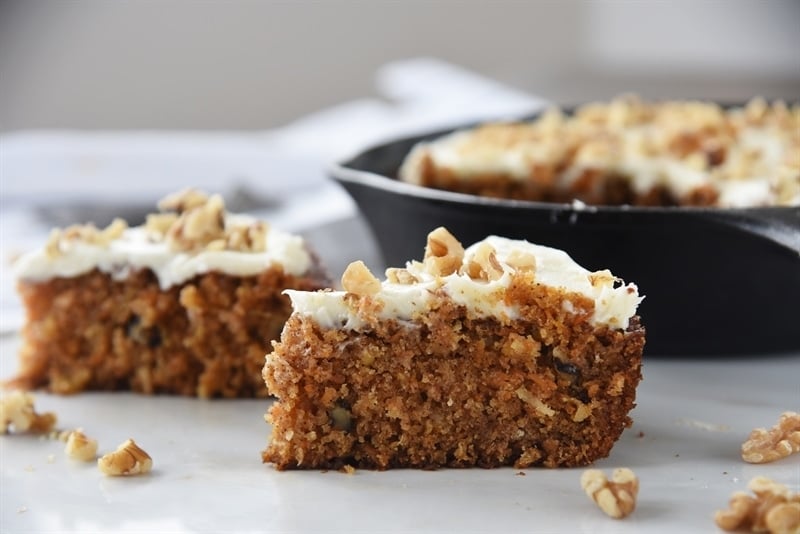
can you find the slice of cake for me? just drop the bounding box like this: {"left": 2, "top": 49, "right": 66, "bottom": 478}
{"left": 11, "top": 189, "right": 330, "bottom": 398}
{"left": 263, "top": 227, "right": 645, "bottom": 470}
{"left": 399, "top": 95, "right": 799, "bottom": 207}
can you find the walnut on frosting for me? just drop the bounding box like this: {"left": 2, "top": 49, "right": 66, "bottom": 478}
{"left": 224, "top": 221, "right": 269, "bottom": 253}
{"left": 157, "top": 188, "right": 211, "bottom": 213}
{"left": 44, "top": 218, "right": 128, "bottom": 258}
{"left": 144, "top": 213, "right": 179, "bottom": 238}
{"left": 385, "top": 267, "right": 419, "bottom": 285}
{"left": 342, "top": 261, "right": 381, "bottom": 296}
{"left": 165, "top": 193, "right": 226, "bottom": 251}
{"left": 151, "top": 189, "right": 270, "bottom": 253}
{"left": 424, "top": 227, "right": 464, "bottom": 276}
{"left": 462, "top": 241, "right": 504, "bottom": 282}
{"left": 505, "top": 250, "right": 537, "bottom": 273}
{"left": 38, "top": 188, "right": 276, "bottom": 256}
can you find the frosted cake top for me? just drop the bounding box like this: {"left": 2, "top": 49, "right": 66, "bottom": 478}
{"left": 14, "top": 189, "right": 313, "bottom": 288}
{"left": 399, "top": 96, "right": 800, "bottom": 207}
{"left": 287, "top": 227, "right": 642, "bottom": 330}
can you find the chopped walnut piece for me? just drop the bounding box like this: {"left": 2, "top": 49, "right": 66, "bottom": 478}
{"left": 0, "top": 391, "right": 57, "bottom": 435}
{"left": 385, "top": 268, "right": 418, "bottom": 285}
{"left": 341, "top": 261, "right": 381, "bottom": 296}
{"left": 581, "top": 468, "right": 639, "bottom": 519}
{"left": 715, "top": 477, "right": 800, "bottom": 533}
{"left": 329, "top": 406, "right": 352, "bottom": 431}
{"left": 166, "top": 193, "right": 226, "bottom": 251}
{"left": 742, "top": 412, "right": 800, "bottom": 464}
{"left": 340, "top": 464, "right": 356, "bottom": 475}
{"left": 515, "top": 388, "right": 555, "bottom": 418}
{"left": 42, "top": 218, "right": 128, "bottom": 257}
{"left": 424, "top": 227, "right": 464, "bottom": 276}
{"left": 505, "top": 249, "right": 537, "bottom": 273}
{"left": 64, "top": 430, "right": 98, "bottom": 462}
{"left": 149, "top": 190, "right": 277, "bottom": 252}
{"left": 588, "top": 270, "right": 616, "bottom": 288}
{"left": 225, "top": 221, "right": 269, "bottom": 252}
{"left": 157, "top": 188, "right": 210, "bottom": 213}
{"left": 98, "top": 218, "right": 128, "bottom": 245}
{"left": 98, "top": 439, "right": 153, "bottom": 476}
{"left": 205, "top": 239, "right": 227, "bottom": 251}
{"left": 44, "top": 228, "right": 64, "bottom": 258}
{"left": 145, "top": 212, "right": 179, "bottom": 237}
{"left": 463, "top": 242, "right": 504, "bottom": 282}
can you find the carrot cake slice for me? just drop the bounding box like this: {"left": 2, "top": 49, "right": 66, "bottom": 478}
{"left": 399, "top": 95, "right": 799, "bottom": 207}
{"left": 11, "top": 189, "right": 329, "bottom": 398}
{"left": 263, "top": 227, "right": 645, "bottom": 469}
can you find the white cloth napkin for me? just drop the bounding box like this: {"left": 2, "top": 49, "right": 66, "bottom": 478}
{"left": 0, "top": 57, "right": 548, "bottom": 333}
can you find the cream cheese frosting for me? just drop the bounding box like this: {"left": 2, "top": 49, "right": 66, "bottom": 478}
{"left": 14, "top": 192, "right": 313, "bottom": 289}
{"left": 286, "top": 234, "right": 642, "bottom": 331}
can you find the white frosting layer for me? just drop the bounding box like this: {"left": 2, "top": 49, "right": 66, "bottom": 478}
{"left": 287, "top": 236, "right": 642, "bottom": 331}
{"left": 14, "top": 216, "right": 313, "bottom": 289}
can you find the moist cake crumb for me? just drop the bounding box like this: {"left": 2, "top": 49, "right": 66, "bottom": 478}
{"left": 263, "top": 227, "right": 645, "bottom": 469}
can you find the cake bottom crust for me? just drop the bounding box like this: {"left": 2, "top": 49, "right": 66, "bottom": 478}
{"left": 13, "top": 268, "right": 326, "bottom": 398}
{"left": 263, "top": 296, "right": 645, "bottom": 470}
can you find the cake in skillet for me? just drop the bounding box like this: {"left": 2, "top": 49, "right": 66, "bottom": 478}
{"left": 11, "top": 189, "right": 329, "bottom": 398}
{"left": 399, "top": 96, "right": 799, "bottom": 207}
{"left": 263, "top": 227, "right": 645, "bottom": 469}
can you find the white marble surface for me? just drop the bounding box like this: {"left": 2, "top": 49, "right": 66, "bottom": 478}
{"left": 2, "top": 333, "right": 798, "bottom": 533}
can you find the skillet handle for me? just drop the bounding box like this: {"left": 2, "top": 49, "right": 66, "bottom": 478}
{"left": 709, "top": 208, "right": 800, "bottom": 255}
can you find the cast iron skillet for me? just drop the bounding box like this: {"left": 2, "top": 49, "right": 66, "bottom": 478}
{"left": 329, "top": 121, "right": 800, "bottom": 356}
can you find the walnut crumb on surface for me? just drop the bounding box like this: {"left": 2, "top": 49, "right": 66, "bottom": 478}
{"left": 742, "top": 412, "right": 800, "bottom": 464}
{"left": 98, "top": 439, "right": 152, "bottom": 476}
{"left": 64, "top": 430, "right": 99, "bottom": 462}
{"left": 581, "top": 468, "right": 639, "bottom": 519}
{"left": 0, "top": 391, "right": 57, "bottom": 435}
{"left": 340, "top": 464, "right": 356, "bottom": 475}
{"left": 715, "top": 477, "right": 800, "bottom": 534}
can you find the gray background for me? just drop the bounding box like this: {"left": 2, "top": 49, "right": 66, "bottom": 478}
{"left": 1, "top": 0, "right": 799, "bottom": 132}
